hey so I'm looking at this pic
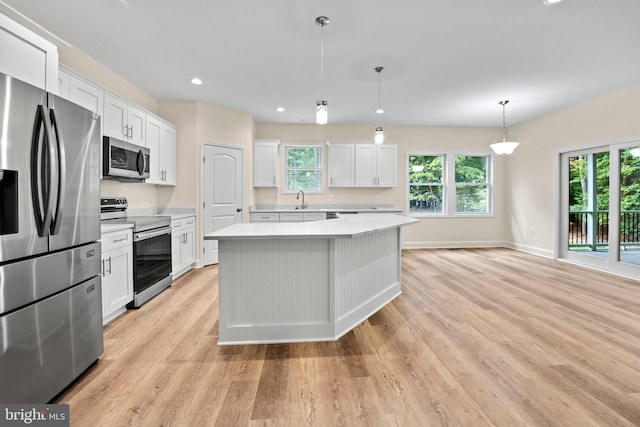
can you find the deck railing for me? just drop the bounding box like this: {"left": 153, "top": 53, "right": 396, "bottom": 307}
{"left": 569, "top": 210, "right": 640, "bottom": 249}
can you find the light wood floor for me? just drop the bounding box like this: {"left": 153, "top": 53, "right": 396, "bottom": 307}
{"left": 56, "top": 248, "right": 640, "bottom": 426}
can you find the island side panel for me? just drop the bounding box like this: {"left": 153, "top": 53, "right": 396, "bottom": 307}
{"left": 217, "top": 238, "right": 333, "bottom": 345}
{"left": 332, "top": 227, "right": 402, "bottom": 338}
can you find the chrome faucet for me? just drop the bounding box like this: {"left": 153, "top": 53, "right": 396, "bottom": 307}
{"left": 296, "top": 190, "right": 308, "bottom": 210}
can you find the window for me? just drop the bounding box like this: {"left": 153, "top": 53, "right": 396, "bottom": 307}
{"left": 283, "top": 144, "right": 323, "bottom": 192}
{"left": 455, "top": 155, "right": 490, "bottom": 214}
{"left": 408, "top": 155, "right": 444, "bottom": 213}
{"left": 407, "top": 152, "right": 493, "bottom": 216}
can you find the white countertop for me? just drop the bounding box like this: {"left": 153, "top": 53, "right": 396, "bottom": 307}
{"left": 205, "top": 213, "right": 418, "bottom": 240}
{"left": 101, "top": 223, "right": 134, "bottom": 234}
{"left": 167, "top": 213, "right": 195, "bottom": 221}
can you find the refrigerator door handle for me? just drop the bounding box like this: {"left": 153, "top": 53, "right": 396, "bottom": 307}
{"left": 49, "top": 108, "right": 66, "bottom": 235}
{"left": 30, "top": 105, "right": 55, "bottom": 237}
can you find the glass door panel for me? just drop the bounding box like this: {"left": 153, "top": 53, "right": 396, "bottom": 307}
{"left": 567, "top": 152, "right": 610, "bottom": 258}
{"left": 618, "top": 147, "right": 640, "bottom": 265}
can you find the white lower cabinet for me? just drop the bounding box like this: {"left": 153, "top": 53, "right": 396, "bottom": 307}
{"left": 250, "top": 212, "right": 327, "bottom": 222}
{"left": 171, "top": 216, "right": 195, "bottom": 279}
{"left": 100, "top": 229, "right": 133, "bottom": 325}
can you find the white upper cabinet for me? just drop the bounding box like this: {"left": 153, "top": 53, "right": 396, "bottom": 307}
{"left": 354, "top": 143, "right": 398, "bottom": 187}
{"left": 145, "top": 116, "right": 176, "bottom": 185}
{"left": 374, "top": 144, "right": 398, "bottom": 187}
{"left": 0, "top": 12, "right": 58, "bottom": 91}
{"left": 57, "top": 68, "right": 103, "bottom": 116}
{"left": 327, "top": 142, "right": 355, "bottom": 187}
{"left": 56, "top": 65, "right": 178, "bottom": 185}
{"left": 69, "top": 76, "right": 104, "bottom": 116}
{"left": 254, "top": 140, "right": 279, "bottom": 187}
{"left": 103, "top": 93, "right": 146, "bottom": 146}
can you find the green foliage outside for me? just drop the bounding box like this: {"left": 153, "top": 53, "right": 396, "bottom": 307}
{"left": 569, "top": 149, "right": 640, "bottom": 244}
{"left": 287, "top": 147, "right": 321, "bottom": 190}
{"left": 409, "top": 155, "right": 489, "bottom": 213}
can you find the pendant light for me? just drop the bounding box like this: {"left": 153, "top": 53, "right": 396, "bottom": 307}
{"left": 490, "top": 100, "right": 519, "bottom": 155}
{"left": 315, "top": 16, "right": 330, "bottom": 125}
{"left": 374, "top": 66, "right": 385, "bottom": 144}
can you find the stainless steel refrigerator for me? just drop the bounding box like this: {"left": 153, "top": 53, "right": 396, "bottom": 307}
{"left": 0, "top": 72, "right": 103, "bottom": 403}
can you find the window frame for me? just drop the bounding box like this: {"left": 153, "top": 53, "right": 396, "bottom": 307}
{"left": 281, "top": 143, "right": 324, "bottom": 194}
{"left": 406, "top": 150, "right": 495, "bottom": 218}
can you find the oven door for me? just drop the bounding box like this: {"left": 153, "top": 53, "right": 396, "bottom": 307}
{"left": 132, "top": 227, "right": 172, "bottom": 294}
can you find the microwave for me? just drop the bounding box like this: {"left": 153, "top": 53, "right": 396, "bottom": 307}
{"left": 103, "top": 136, "right": 150, "bottom": 181}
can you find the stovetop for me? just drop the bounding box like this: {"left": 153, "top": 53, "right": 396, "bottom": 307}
{"left": 101, "top": 215, "right": 171, "bottom": 233}
{"left": 100, "top": 197, "right": 171, "bottom": 232}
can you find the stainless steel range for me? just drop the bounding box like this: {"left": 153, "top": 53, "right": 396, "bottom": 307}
{"left": 101, "top": 198, "right": 172, "bottom": 307}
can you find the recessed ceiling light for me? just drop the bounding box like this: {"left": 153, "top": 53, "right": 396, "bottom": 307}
{"left": 191, "top": 77, "right": 203, "bottom": 85}
{"left": 543, "top": 0, "right": 564, "bottom": 4}
{"left": 276, "top": 107, "right": 285, "bottom": 112}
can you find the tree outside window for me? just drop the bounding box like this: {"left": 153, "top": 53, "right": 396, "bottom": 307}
{"left": 408, "top": 152, "right": 493, "bottom": 216}
{"left": 409, "top": 155, "right": 444, "bottom": 213}
{"left": 284, "top": 145, "right": 323, "bottom": 192}
{"left": 455, "top": 155, "right": 490, "bottom": 213}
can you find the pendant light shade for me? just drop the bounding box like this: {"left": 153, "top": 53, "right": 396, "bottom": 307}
{"left": 374, "top": 66, "right": 385, "bottom": 144}
{"left": 315, "top": 16, "right": 329, "bottom": 125}
{"left": 490, "top": 100, "right": 519, "bottom": 155}
{"left": 316, "top": 100, "right": 328, "bottom": 125}
{"left": 374, "top": 127, "right": 384, "bottom": 144}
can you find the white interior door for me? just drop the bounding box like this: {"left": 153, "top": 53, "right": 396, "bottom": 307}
{"left": 202, "top": 143, "right": 243, "bottom": 265}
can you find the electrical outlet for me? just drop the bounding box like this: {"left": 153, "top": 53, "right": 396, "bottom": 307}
{"left": 529, "top": 226, "right": 536, "bottom": 236}
{"left": 338, "top": 195, "right": 343, "bottom": 202}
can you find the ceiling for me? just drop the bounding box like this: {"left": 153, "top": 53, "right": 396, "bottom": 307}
{"left": 3, "top": 0, "right": 640, "bottom": 127}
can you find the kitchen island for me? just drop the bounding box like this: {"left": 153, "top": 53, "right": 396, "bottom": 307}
{"left": 205, "top": 214, "right": 418, "bottom": 345}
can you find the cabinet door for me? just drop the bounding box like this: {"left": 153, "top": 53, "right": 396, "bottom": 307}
{"left": 160, "top": 125, "right": 176, "bottom": 185}
{"left": 0, "top": 13, "right": 58, "bottom": 91}
{"left": 127, "top": 105, "right": 146, "bottom": 146}
{"left": 69, "top": 76, "right": 104, "bottom": 116}
{"left": 181, "top": 228, "right": 195, "bottom": 267}
{"left": 376, "top": 144, "right": 398, "bottom": 187}
{"left": 103, "top": 94, "right": 128, "bottom": 140}
{"left": 145, "top": 116, "right": 162, "bottom": 184}
{"left": 254, "top": 140, "right": 279, "bottom": 187}
{"left": 328, "top": 144, "right": 355, "bottom": 187}
{"left": 101, "top": 245, "right": 133, "bottom": 323}
{"left": 58, "top": 69, "right": 70, "bottom": 99}
{"left": 355, "top": 144, "right": 376, "bottom": 187}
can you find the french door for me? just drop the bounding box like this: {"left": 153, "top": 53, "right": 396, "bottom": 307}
{"left": 559, "top": 138, "right": 640, "bottom": 277}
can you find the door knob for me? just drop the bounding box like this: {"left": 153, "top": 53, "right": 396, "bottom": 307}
{"left": 236, "top": 208, "right": 242, "bottom": 212}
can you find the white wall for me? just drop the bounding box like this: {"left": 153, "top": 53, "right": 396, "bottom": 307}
{"left": 255, "top": 123, "right": 507, "bottom": 248}
{"left": 507, "top": 82, "right": 640, "bottom": 257}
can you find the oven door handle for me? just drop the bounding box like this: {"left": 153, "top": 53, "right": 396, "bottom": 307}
{"left": 134, "top": 227, "right": 171, "bottom": 242}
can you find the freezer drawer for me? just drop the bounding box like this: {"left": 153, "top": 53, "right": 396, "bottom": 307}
{"left": 0, "top": 276, "right": 103, "bottom": 403}
{"left": 0, "top": 242, "right": 101, "bottom": 316}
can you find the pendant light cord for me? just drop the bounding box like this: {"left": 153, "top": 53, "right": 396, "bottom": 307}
{"left": 377, "top": 70, "right": 381, "bottom": 111}
{"left": 500, "top": 100, "right": 509, "bottom": 143}
{"left": 319, "top": 21, "right": 325, "bottom": 100}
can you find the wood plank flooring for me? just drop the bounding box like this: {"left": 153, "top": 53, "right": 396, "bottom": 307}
{"left": 55, "top": 248, "right": 640, "bottom": 426}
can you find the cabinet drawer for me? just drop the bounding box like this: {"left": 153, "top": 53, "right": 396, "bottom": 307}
{"left": 279, "top": 212, "right": 304, "bottom": 222}
{"left": 101, "top": 229, "right": 132, "bottom": 252}
{"left": 172, "top": 216, "right": 196, "bottom": 233}
{"left": 250, "top": 213, "right": 279, "bottom": 222}
{"left": 182, "top": 216, "right": 195, "bottom": 228}
{"left": 303, "top": 212, "right": 327, "bottom": 221}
